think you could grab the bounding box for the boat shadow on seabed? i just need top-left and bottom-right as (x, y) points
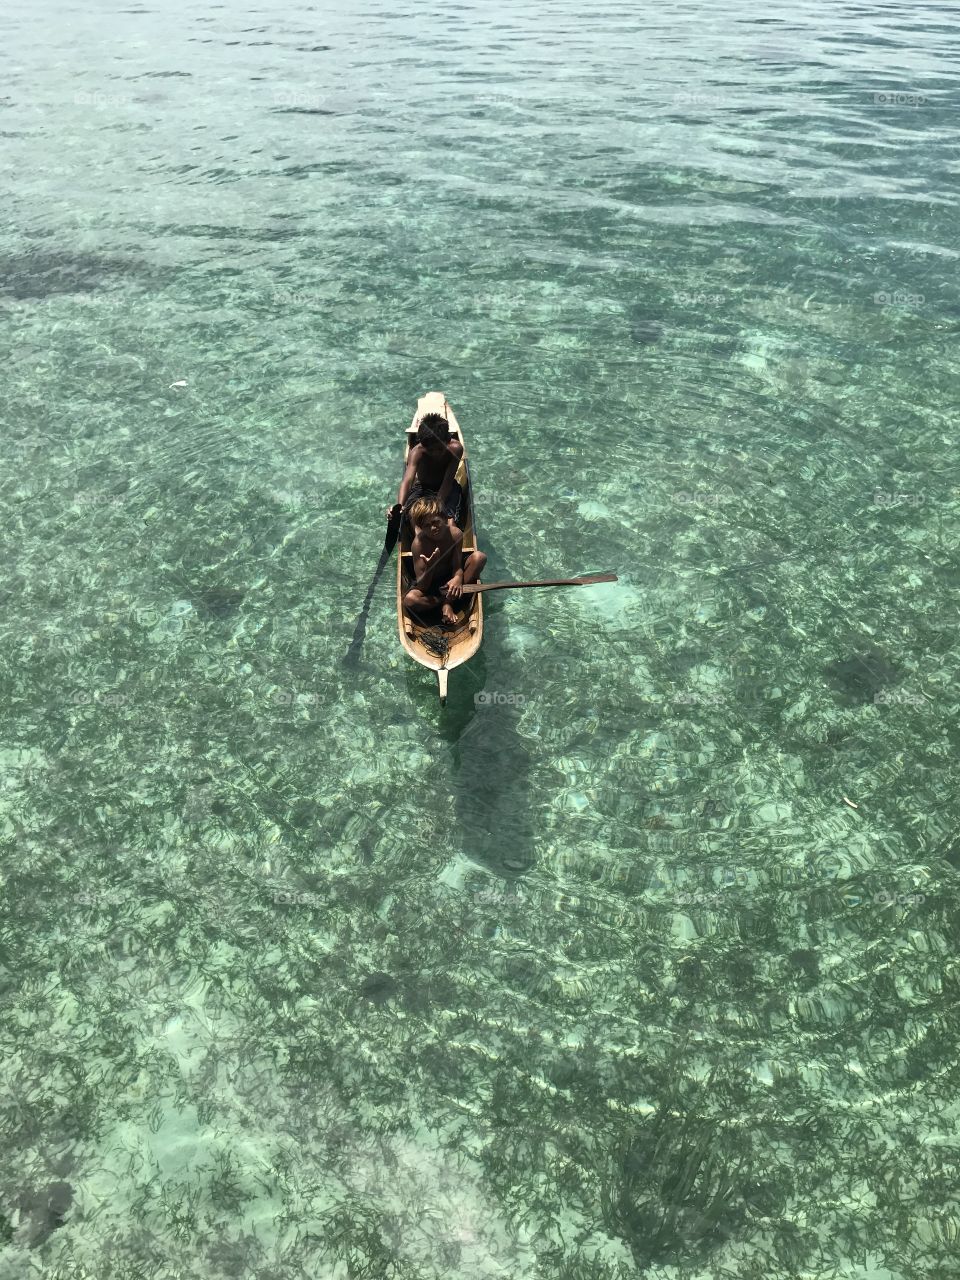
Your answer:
(427, 593), (537, 881)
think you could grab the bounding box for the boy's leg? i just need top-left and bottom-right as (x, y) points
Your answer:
(404, 587), (442, 618)
(462, 550), (487, 584)
(436, 549), (486, 624)
(434, 557), (466, 626)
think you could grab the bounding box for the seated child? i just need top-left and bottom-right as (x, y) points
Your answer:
(403, 497), (487, 626)
(388, 412), (465, 529)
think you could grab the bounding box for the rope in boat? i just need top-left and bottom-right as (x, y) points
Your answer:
(418, 628), (450, 664)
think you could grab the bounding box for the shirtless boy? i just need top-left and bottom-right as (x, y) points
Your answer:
(388, 412), (465, 529)
(403, 497), (487, 626)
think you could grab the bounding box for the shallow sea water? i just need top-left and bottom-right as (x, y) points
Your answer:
(1, 0), (959, 1277)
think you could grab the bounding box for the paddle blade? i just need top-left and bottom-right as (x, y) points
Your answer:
(383, 504), (403, 555)
(575, 573), (618, 585)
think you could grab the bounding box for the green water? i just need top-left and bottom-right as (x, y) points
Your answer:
(2, 0), (959, 1276)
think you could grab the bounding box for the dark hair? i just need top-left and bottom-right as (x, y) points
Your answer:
(417, 412), (450, 447)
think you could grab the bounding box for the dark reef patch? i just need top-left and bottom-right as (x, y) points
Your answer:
(824, 648), (901, 706)
(195, 587), (245, 618)
(15, 1181), (73, 1246)
(359, 971), (399, 1005)
(601, 1087), (771, 1270)
(0, 247), (149, 300)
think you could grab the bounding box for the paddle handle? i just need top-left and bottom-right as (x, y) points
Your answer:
(460, 573), (618, 595)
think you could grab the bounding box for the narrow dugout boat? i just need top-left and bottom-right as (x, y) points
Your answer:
(396, 392), (483, 704)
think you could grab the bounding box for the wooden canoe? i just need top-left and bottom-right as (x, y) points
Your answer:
(396, 392), (483, 704)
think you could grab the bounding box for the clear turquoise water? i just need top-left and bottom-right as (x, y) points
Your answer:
(2, 1), (959, 1276)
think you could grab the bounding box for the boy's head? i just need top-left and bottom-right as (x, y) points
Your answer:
(408, 496), (445, 537)
(417, 412), (450, 458)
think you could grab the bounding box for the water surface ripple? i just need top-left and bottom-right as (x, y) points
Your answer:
(1, 1), (958, 1277)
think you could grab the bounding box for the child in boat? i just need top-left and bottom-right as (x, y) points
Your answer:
(388, 412), (464, 528)
(403, 496), (486, 626)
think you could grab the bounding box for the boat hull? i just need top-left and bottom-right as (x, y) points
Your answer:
(396, 392), (483, 703)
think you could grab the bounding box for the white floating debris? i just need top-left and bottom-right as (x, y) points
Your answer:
(842, 796), (859, 809)
(169, 380), (188, 388)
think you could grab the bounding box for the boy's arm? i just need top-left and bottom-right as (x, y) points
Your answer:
(436, 454), (458, 505)
(435, 441), (462, 505)
(412, 533), (440, 589)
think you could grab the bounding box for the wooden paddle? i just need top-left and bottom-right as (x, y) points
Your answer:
(342, 504), (403, 665)
(460, 572), (618, 595)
